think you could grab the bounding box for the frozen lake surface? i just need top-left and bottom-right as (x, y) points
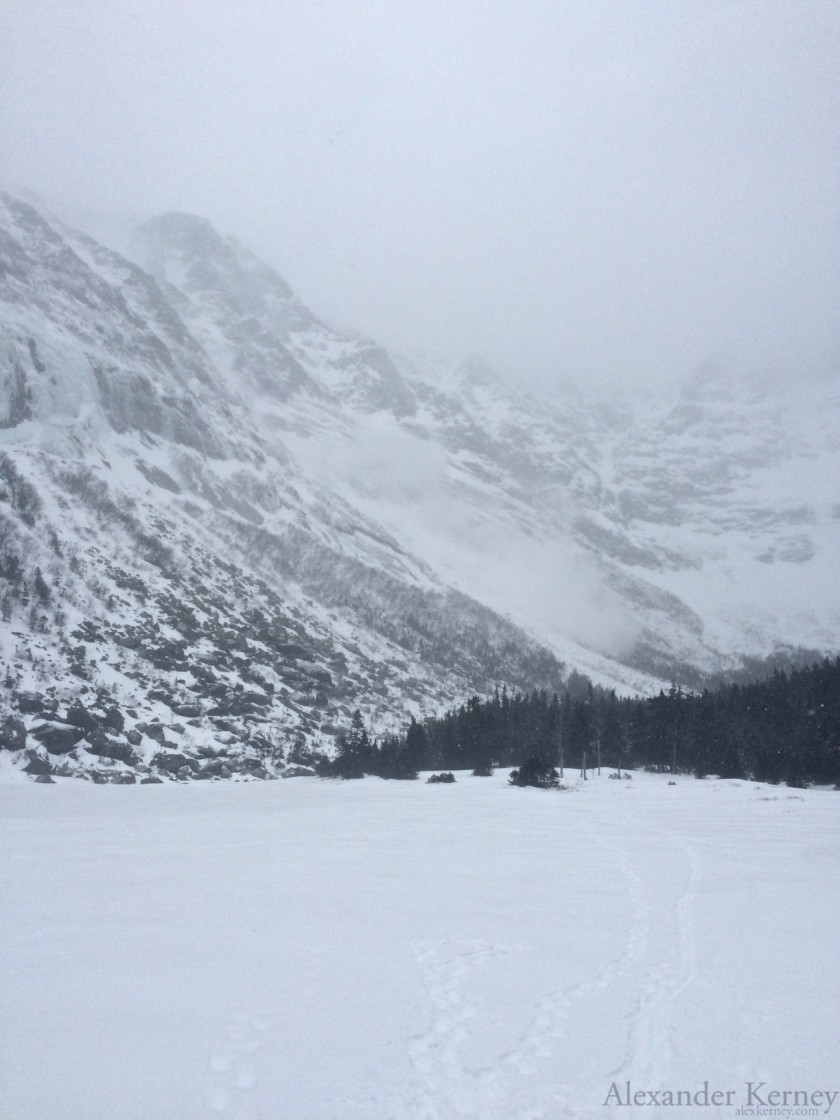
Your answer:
(1, 769), (838, 1119)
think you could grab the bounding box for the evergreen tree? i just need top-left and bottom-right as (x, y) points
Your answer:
(375, 733), (419, 780)
(403, 716), (428, 774)
(601, 696), (626, 776)
(331, 709), (373, 779)
(33, 566), (50, 605)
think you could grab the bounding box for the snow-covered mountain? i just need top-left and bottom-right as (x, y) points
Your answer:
(1, 192), (838, 781)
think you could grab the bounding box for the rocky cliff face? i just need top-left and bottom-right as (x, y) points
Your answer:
(0, 194), (567, 782)
(1, 192), (837, 782)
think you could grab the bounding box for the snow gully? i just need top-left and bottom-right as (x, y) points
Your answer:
(602, 1082), (839, 1113)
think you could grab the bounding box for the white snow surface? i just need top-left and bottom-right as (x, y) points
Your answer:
(1, 771), (837, 1120)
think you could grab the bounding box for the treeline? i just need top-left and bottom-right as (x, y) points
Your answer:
(321, 658), (840, 786)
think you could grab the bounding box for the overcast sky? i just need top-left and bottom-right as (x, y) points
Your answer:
(1, 0), (838, 391)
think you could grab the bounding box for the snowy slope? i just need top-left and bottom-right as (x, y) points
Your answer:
(0, 193), (568, 783)
(129, 207), (840, 680)
(1, 770), (837, 1120)
(1, 191), (839, 782)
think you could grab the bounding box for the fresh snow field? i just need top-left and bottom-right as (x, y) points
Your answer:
(1, 771), (838, 1120)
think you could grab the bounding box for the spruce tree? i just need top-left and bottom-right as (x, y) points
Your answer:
(332, 709), (372, 778)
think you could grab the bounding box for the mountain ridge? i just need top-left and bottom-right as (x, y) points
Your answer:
(1, 192), (837, 782)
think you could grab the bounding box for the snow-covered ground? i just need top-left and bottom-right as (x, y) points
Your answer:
(1, 770), (838, 1120)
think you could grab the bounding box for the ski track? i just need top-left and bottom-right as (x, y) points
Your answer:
(134, 802), (703, 1120)
(376, 814), (702, 1120)
(6, 777), (836, 1120)
(602, 818), (702, 1116)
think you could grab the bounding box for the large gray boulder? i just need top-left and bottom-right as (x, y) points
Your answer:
(15, 692), (43, 715)
(171, 702), (202, 718)
(0, 716), (27, 751)
(85, 732), (139, 766)
(199, 758), (226, 776)
(102, 706), (125, 732)
(30, 720), (86, 755)
(65, 701), (96, 731)
(152, 751), (190, 773)
(138, 722), (167, 744)
(22, 748), (51, 775)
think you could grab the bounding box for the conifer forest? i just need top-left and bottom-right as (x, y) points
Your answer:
(322, 658), (840, 787)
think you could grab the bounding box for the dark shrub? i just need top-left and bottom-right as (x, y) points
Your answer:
(509, 756), (560, 789)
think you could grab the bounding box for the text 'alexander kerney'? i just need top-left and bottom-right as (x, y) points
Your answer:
(603, 1081), (838, 1113)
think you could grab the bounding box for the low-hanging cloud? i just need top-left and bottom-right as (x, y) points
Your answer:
(287, 411), (641, 658)
(1, 0), (838, 394)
